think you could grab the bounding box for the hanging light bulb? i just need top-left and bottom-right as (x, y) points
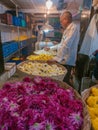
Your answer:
(46, 0), (53, 9)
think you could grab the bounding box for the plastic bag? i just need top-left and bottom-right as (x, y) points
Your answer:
(79, 14), (98, 57)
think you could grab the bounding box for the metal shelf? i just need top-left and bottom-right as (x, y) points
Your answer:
(0, 23), (28, 31)
(3, 38), (36, 62)
(0, 0), (29, 63)
(0, 23), (17, 31)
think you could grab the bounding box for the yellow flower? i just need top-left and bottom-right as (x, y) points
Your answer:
(91, 87), (98, 96)
(92, 118), (98, 130)
(87, 106), (98, 119)
(27, 54), (53, 61)
(87, 96), (98, 107)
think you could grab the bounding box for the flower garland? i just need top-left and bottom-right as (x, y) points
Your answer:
(0, 77), (83, 130)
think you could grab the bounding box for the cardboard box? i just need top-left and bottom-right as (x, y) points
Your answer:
(5, 62), (16, 78)
(0, 13), (13, 25)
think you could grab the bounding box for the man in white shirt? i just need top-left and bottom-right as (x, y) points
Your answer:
(45, 11), (80, 85)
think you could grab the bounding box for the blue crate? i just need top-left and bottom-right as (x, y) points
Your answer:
(18, 12), (26, 19)
(21, 19), (26, 27)
(22, 40), (26, 46)
(12, 16), (19, 26)
(7, 60), (22, 65)
(18, 18), (22, 26)
(2, 44), (9, 57)
(22, 48), (28, 55)
(2, 41), (19, 58)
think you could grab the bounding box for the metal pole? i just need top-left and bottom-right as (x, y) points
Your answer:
(9, 0), (18, 7)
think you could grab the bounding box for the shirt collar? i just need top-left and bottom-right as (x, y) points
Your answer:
(64, 22), (73, 32)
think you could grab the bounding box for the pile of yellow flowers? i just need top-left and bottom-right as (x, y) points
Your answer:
(15, 35), (28, 41)
(86, 87), (98, 130)
(27, 54), (53, 61)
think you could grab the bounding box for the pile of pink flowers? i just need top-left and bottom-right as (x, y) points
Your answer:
(0, 76), (83, 130)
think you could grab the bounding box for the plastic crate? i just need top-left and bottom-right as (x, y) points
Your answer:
(12, 16), (19, 26)
(21, 19), (26, 27)
(8, 60), (22, 65)
(2, 41), (18, 58)
(18, 12), (26, 19)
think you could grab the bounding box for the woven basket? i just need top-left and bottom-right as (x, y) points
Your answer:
(0, 76), (91, 130)
(17, 60), (67, 81)
(55, 80), (91, 130)
(33, 50), (57, 56)
(82, 84), (98, 130)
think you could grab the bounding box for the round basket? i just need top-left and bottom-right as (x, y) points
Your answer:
(0, 76), (91, 130)
(26, 54), (53, 61)
(17, 60), (67, 81)
(82, 84), (98, 130)
(55, 80), (91, 130)
(82, 84), (98, 101)
(33, 49), (57, 56)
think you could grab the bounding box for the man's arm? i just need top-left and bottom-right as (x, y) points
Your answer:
(44, 43), (60, 51)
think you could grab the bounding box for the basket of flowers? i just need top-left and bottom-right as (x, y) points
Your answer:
(0, 76), (90, 130)
(26, 54), (53, 61)
(17, 60), (67, 81)
(82, 84), (98, 130)
(33, 49), (57, 56)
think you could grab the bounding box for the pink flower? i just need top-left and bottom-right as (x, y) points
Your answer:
(45, 120), (56, 130)
(68, 112), (83, 129)
(23, 77), (32, 82)
(29, 122), (45, 130)
(0, 76), (83, 129)
(33, 76), (43, 84)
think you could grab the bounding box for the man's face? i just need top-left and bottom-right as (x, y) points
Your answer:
(60, 15), (69, 29)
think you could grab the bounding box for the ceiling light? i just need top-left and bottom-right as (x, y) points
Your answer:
(46, 0), (53, 9)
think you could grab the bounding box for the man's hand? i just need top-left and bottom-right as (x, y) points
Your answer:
(47, 59), (57, 63)
(44, 47), (50, 51)
(53, 41), (58, 45)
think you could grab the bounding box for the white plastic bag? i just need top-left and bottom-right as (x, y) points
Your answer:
(79, 14), (98, 57)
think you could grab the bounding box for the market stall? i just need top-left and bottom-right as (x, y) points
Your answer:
(0, 0), (95, 129)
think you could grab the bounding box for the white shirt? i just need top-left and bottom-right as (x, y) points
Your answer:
(37, 30), (43, 42)
(50, 22), (80, 66)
